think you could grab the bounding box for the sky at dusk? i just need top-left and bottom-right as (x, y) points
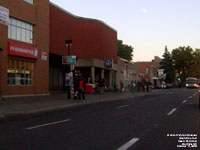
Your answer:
(50, 0), (200, 61)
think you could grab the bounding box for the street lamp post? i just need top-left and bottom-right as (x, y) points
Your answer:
(65, 40), (72, 99)
(0, 47), (3, 99)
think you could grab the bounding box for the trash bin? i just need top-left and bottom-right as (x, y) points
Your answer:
(85, 84), (95, 94)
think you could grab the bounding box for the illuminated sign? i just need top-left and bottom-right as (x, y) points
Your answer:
(104, 59), (113, 68)
(62, 56), (76, 64)
(8, 41), (38, 59)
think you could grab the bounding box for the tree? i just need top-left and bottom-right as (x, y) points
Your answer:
(189, 49), (200, 78)
(171, 46), (194, 82)
(160, 46), (175, 83)
(117, 40), (134, 61)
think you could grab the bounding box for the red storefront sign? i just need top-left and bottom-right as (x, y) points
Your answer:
(8, 41), (38, 59)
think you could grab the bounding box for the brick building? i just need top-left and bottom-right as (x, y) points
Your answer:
(0, 0), (49, 97)
(49, 3), (118, 91)
(136, 56), (162, 88)
(0, 1), (118, 97)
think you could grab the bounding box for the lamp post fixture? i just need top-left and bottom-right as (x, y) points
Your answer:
(65, 40), (72, 56)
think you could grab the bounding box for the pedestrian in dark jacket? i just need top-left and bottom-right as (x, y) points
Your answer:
(73, 77), (79, 100)
(141, 79), (146, 92)
(99, 78), (105, 94)
(78, 77), (86, 101)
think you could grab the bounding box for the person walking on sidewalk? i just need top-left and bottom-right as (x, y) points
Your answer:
(99, 78), (106, 94)
(78, 77), (86, 101)
(120, 80), (124, 93)
(73, 76), (79, 100)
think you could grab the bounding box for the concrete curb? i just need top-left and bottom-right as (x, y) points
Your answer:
(0, 91), (154, 120)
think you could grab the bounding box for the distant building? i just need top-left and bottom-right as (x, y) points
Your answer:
(152, 56), (162, 63)
(117, 58), (139, 88)
(136, 56), (162, 88)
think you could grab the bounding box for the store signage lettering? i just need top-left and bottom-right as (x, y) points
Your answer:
(8, 41), (38, 59)
(0, 5), (9, 25)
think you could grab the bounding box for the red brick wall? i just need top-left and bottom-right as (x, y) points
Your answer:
(0, 0), (49, 96)
(50, 4), (118, 64)
(137, 62), (160, 81)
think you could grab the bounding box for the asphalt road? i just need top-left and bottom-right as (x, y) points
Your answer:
(0, 88), (199, 150)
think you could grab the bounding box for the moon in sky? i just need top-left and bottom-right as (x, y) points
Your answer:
(142, 8), (147, 14)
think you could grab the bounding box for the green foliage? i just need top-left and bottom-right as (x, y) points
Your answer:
(160, 46), (175, 83)
(117, 40), (134, 61)
(172, 46), (194, 82)
(161, 46), (200, 83)
(189, 49), (200, 78)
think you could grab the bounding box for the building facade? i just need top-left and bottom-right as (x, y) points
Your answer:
(0, 0), (49, 97)
(49, 3), (118, 91)
(136, 56), (162, 88)
(117, 58), (139, 88)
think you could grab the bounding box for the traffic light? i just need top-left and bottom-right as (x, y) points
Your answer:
(177, 77), (181, 81)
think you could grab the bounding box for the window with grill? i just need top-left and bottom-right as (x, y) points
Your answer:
(24, 0), (34, 5)
(8, 17), (34, 44)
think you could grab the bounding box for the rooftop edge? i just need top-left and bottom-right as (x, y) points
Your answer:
(50, 2), (117, 32)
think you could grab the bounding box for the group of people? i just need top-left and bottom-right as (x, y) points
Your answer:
(71, 76), (153, 101)
(72, 76), (107, 101)
(129, 79), (152, 93)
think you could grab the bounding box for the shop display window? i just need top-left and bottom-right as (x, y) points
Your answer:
(7, 59), (34, 86)
(8, 17), (34, 44)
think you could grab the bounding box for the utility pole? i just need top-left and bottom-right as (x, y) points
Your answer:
(65, 40), (72, 99)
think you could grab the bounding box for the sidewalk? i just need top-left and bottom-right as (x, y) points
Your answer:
(0, 90), (159, 120)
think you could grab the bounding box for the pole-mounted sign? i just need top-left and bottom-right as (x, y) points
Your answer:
(62, 56), (76, 64)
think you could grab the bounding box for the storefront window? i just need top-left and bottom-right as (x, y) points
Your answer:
(7, 59), (34, 86)
(24, 0), (34, 5)
(8, 17), (34, 44)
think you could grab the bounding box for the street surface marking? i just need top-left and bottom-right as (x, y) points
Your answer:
(26, 119), (71, 130)
(182, 100), (187, 104)
(189, 96), (192, 99)
(116, 105), (129, 109)
(167, 108), (177, 116)
(117, 138), (139, 150)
